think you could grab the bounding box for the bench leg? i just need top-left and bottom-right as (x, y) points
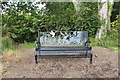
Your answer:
(35, 55), (38, 64)
(90, 54), (92, 64)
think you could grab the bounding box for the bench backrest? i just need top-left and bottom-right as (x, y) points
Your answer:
(38, 31), (88, 46)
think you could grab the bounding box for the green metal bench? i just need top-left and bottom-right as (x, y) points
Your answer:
(35, 30), (92, 64)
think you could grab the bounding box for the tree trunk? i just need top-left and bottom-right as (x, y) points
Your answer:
(95, 0), (108, 38)
(107, 0), (114, 33)
(72, 0), (80, 12)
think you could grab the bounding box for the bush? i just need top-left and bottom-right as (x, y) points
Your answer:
(90, 28), (118, 51)
(2, 36), (14, 51)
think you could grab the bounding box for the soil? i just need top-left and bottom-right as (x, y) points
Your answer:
(2, 46), (118, 78)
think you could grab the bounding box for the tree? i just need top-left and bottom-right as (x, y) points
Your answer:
(107, 0), (114, 33)
(72, 0), (80, 12)
(2, 1), (105, 43)
(95, 0), (108, 38)
(95, 0), (114, 38)
(45, 2), (76, 31)
(2, 1), (42, 43)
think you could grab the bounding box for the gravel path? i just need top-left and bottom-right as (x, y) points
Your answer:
(2, 46), (118, 78)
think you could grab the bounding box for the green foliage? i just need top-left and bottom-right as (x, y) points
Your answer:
(2, 36), (14, 51)
(90, 14), (119, 51)
(2, 2), (40, 43)
(2, 2), (100, 44)
(98, 29), (118, 50)
(45, 2), (100, 37)
(74, 2), (100, 36)
(89, 37), (99, 46)
(45, 2), (76, 31)
(111, 15), (119, 27)
(20, 42), (35, 49)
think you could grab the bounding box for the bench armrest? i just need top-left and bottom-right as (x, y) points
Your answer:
(85, 40), (92, 49)
(35, 42), (41, 50)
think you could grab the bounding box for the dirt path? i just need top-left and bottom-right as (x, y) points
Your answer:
(2, 46), (118, 78)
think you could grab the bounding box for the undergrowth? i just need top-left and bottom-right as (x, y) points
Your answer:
(19, 42), (35, 49)
(2, 36), (18, 54)
(90, 28), (118, 51)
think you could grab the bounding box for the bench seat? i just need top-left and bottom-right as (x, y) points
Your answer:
(36, 47), (91, 51)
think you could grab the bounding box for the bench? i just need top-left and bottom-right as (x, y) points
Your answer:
(35, 30), (93, 64)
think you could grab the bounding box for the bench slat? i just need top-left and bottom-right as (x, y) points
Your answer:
(36, 47), (90, 51)
(41, 45), (86, 47)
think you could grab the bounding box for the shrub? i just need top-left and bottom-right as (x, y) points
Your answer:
(2, 36), (14, 51)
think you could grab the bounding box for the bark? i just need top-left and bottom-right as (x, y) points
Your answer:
(72, 0), (80, 12)
(107, 0), (114, 33)
(95, 0), (108, 38)
(118, 2), (120, 35)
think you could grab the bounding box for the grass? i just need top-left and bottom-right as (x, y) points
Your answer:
(1, 46), (19, 64)
(19, 42), (35, 49)
(108, 47), (118, 52)
(89, 27), (118, 52)
(3, 48), (19, 53)
(2, 36), (19, 55)
(90, 37), (118, 52)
